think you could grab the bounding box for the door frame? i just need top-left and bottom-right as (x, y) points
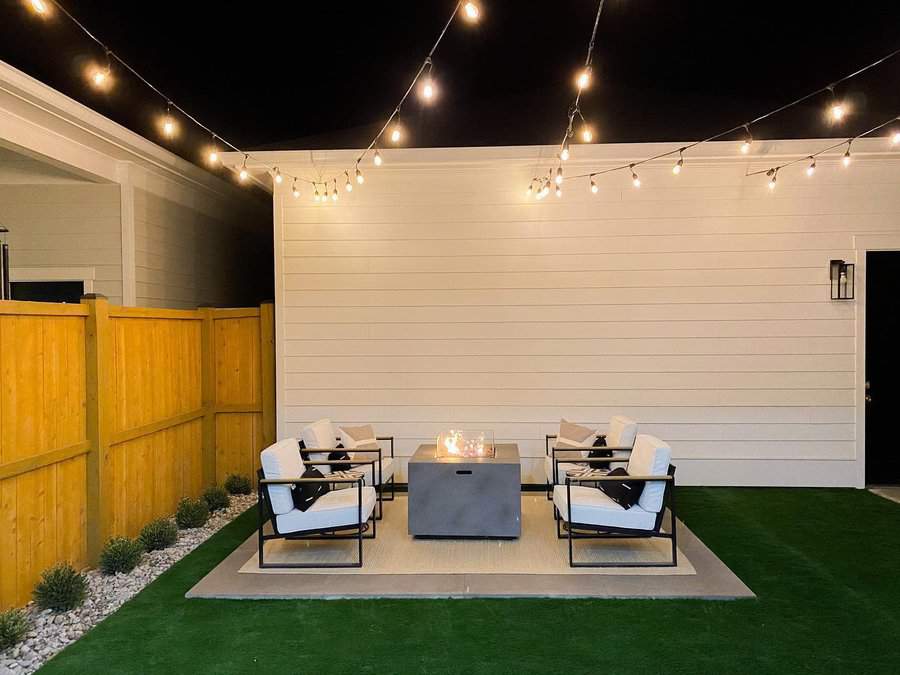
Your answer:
(853, 235), (900, 488)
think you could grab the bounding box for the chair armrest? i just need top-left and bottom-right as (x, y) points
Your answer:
(260, 476), (363, 485)
(302, 458), (375, 466)
(302, 446), (345, 453)
(601, 446), (633, 453)
(566, 474), (673, 484)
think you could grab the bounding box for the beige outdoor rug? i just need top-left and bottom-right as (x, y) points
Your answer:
(239, 495), (694, 576)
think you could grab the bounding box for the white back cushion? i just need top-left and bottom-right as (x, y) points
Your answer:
(260, 439), (303, 515)
(626, 434), (672, 513)
(301, 419), (337, 475)
(339, 424), (377, 449)
(607, 415), (638, 448)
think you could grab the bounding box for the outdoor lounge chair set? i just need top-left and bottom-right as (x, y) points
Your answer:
(257, 415), (676, 569)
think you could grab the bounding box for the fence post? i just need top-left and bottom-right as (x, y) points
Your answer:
(82, 294), (112, 564)
(199, 307), (217, 486)
(260, 302), (276, 447)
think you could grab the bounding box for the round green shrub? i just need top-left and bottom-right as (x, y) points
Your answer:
(0, 608), (30, 651)
(99, 537), (144, 575)
(202, 485), (230, 512)
(139, 518), (178, 551)
(224, 473), (252, 495)
(175, 497), (209, 529)
(33, 562), (87, 612)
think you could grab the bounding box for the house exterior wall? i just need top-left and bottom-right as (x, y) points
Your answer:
(0, 183), (123, 303)
(267, 141), (899, 487)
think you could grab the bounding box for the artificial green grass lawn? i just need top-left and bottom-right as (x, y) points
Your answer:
(41, 489), (900, 674)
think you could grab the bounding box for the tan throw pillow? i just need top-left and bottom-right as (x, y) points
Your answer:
(556, 419), (597, 451)
(339, 424), (377, 449)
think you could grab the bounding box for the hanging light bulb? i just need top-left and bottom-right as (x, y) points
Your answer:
(740, 125), (753, 154)
(576, 67), (592, 91)
(560, 139), (570, 161)
(555, 166), (563, 185)
(462, 1), (480, 21)
(390, 122), (403, 144)
(630, 164), (641, 188)
(541, 179), (551, 199)
(526, 182), (534, 197)
(291, 180), (300, 199)
(373, 149), (383, 166)
(842, 144), (852, 167)
(345, 171), (353, 192)
(555, 185), (562, 198)
(831, 102), (846, 121)
(892, 131), (900, 145)
(28, 0), (48, 16)
(162, 103), (176, 139)
(332, 181), (339, 201)
(673, 149), (684, 175)
(314, 185), (321, 202)
(356, 163), (364, 184)
(767, 168), (777, 190)
(806, 157), (817, 177)
(274, 168), (283, 185)
(580, 125), (593, 143)
(590, 175), (598, 194)
(207, 136), (219, 165)
(419, 59), (437, 102)
(238, 155), (249, 183)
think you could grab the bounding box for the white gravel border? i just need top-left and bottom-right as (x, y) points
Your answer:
(0, 494), (257, 675)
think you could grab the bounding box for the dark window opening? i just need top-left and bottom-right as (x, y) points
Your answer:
(10, 281), (85, 304)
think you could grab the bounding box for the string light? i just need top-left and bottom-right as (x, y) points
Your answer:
(331, 180), (339, 201)
(28, 0), (48, 16)
(373, 149), (383, 166)
(555, 185), (562, 198)
(356, 164), (364, 184)
(590, 175), (598, 193)
(462, 2), (480, 21)
(313, 185), (321, 202)
(892, 130), (900, 145)
(560, 139), (570, 161)
(630, 164), (640, 188)
(90, 52), (112, 89)
(806, 157), (816, 176)
(419, 58), (437, 102)
(526, 182), (534, 197)
(576, 67), (592, 91)
(162, 103), (176, 139)
(540, 179), (551, 199)
(767, 168), (778, 190)
(672, 148), (685, 175)
(291, 179), (300, 198)
(555, 166), (564, 185)
(842, 143), (852, 167)
(238, 155), (249, 182)
(580, 125), (593, 143)
(828, 86), (846, 121)
(740, 125), (753, 154)
(345, 171), (353, 192)
(274, 167), (283, 185)
(390, 122), (403, 144)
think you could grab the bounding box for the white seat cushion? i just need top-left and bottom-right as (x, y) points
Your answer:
(553, 485), (657, 531)
(260, 439), (303, 516)
(301, 419), (338, 475)
(275, 486), (377, 534)
(626, 434), (672, 514)
(544, 455), (585, 484)
(349, 454), (395, 486)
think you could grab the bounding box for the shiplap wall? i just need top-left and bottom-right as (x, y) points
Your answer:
(133, 188), (244, 309)
(273, 142), (900, 486)
(0, 183), (123, 302)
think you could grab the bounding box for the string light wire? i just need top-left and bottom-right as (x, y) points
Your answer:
(40, 0), (472, 191)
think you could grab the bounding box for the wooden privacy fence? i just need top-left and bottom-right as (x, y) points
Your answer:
(0, 297), (274, 609)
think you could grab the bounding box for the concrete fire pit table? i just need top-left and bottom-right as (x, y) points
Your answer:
(407, 443), (522, 538)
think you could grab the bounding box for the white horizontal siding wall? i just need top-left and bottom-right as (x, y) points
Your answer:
(273, 142), (900, 487)
(133, 188), (246, 309)
(0, 183), (123, 302)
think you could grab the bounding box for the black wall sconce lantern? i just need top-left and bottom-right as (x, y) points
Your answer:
(0, 226), (10, 301)
(830, 259), (855, 300)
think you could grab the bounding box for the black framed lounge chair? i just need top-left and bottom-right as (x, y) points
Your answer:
(552, 434), (677, 568)
(545, 415), (638, 499)
(257, 439), (377, 569)
(298, 418), (396, 519)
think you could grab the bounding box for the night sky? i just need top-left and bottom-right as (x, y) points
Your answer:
(2, 0), (899, 168)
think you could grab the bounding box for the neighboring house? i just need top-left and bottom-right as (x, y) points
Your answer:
(223, 141), (900, 488)
(0, 61), (271, 308)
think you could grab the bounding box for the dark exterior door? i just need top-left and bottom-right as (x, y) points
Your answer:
(866, 251), (900, 485)
(10, 280), (84, 303)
